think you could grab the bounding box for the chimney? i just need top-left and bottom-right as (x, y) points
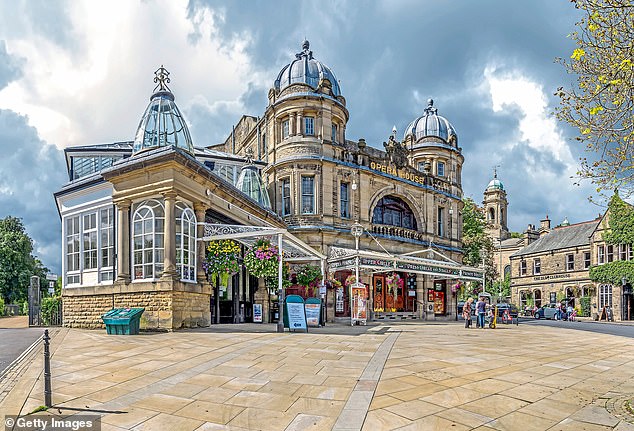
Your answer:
(539, 215), (551, 236)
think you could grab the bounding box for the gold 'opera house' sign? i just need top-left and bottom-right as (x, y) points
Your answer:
(369, 161), (428, 186)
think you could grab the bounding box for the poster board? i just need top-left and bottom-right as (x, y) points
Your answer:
(305, 298), (321, 327)
(351, 283), (367, 325)
(253, 304), (263, 323)
(284, 295), (307, 332)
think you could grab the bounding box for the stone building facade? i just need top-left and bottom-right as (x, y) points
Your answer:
(56, 42), (483, 330)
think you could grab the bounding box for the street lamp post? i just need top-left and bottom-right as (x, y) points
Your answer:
(351, 223), (364, 326)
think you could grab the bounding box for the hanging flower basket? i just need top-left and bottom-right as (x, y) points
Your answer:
(345, 274), (361, 287)
(202, 239), (241, 287)
(451, 281), (463, 295)
(386, 273), (401, 294)
(244, 238), (280, 279)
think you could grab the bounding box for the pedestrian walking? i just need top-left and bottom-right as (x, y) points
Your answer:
(555, 301), (562, 320)
(476, 296), (486, 329)
(463, 298), (473, 328)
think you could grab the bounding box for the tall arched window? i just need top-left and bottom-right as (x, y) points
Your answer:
(489, 207), (495, 222)
(132, 199), (164, 280)
(372, 196), (418, 230)
(176, 202), (197, 282)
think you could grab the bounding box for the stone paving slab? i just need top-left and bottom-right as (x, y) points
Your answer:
(2, 322), (634, 430)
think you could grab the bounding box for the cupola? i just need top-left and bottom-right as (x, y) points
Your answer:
(404, 99), (458, 146)
(132, 66), (194, 155)
(274, 40), (341, 97)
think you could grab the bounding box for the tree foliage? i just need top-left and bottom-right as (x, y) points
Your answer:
(555, 0), (634, 197)
(0, 216), (48, 303)
(461, 198), (497, 290)
(589, 260), (634, 284)
(602, 192), (634, 244)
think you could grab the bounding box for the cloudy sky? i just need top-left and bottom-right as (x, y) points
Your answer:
(0, 0), (604, 273)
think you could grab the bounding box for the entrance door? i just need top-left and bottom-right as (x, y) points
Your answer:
(373, 275), (385, 311)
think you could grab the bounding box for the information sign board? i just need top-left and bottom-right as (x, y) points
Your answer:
(286, 302), (307, 330)
(253, 304), (263, 323)
(305, 300), (321, 327)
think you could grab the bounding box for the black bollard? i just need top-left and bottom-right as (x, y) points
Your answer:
(43, 329), (52, 407)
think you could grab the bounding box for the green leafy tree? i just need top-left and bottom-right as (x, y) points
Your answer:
(0, 216), (48, 303)
(555, 0), (634, 197)
(461, 198), (497, 293)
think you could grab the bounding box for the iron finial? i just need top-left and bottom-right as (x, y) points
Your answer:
(153, 65), (172, 93)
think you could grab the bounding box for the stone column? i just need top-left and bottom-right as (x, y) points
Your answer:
(289, 114), (295, 137)
(162, 192), (178, 280)
(194, 202), (208, 283)
(116, 199), (131, 283)
(297, 112), (303, 136)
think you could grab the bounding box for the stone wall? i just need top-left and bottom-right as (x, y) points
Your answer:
(62, 281), (212, 330)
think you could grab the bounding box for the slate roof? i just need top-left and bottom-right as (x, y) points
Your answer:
(511, 219), (601, 257)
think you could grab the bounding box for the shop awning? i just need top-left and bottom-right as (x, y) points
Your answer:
(199, 224), (326, 262)
(327, 246), (484, 281)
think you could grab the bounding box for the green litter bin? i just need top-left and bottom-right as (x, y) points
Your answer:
(102, 308), (145, 335)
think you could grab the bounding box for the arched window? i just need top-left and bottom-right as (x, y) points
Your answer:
(132, 199), (164, 280)
(489, 207), (495, 222)
(372, 196), (418, 230)
(176, 202), (197, 282)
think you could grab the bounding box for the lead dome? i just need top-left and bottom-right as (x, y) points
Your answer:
(274, 40), (341, 97)
(404, 99), (458, 146)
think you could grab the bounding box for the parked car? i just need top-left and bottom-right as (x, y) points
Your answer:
(493, 303), (519, 319)
(534, 303), (567, 320)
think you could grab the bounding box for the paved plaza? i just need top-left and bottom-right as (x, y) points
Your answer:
(2, 321), (634, 430)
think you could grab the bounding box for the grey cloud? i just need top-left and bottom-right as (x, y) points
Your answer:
(0, 109), (66, 272)
(0, 40), (23, 90)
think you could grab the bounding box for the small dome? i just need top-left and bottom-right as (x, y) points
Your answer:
(133, 66), (194, 155)
(486, 169), (504, 191)
(404, 99), (457, 145)
(236, 164), (271, 208)
(274, 40), (341, 97)
(561, 217), (570, 226)
(486, 178), (504, 191)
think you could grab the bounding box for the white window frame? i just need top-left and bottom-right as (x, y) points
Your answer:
(340, 182), (350, 219)
(304, 116), (315, 136)
(584, 251), (591, 269)
(281, 178), (291, 216)
(533, 258), (541, 275)
(566, 253), (574, 271)
(607, 245), (614, 262)
(99, 208), (114, 282)
(520, 261), (527, 276)
(282, 119), (290, 138)
(132, 199), (165, 281)
(598, 245), (605, 264)
(82, 212), (98, 270)
(176, 203), (197, 282)
(599, 284), (613, 309)
(331, 124), (338, 143)
(437, 161), (445, 177)
(301, 175), (315, 215)
(65, 216), (80, 285)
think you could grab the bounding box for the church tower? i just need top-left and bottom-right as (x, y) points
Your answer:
(483, 169), (509, 241)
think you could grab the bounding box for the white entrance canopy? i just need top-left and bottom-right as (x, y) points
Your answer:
(199, 224), (326, 262)
(328, 246), (483, 281)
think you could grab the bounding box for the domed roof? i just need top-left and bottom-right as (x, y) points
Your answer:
(561, 217), (570, 226)
(486, 170), (504, 191)
(133, 66), (194, 155)
(404, 99), (457, 145)
(274, 40), (341, 97)
(236, 163), (271, 209)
